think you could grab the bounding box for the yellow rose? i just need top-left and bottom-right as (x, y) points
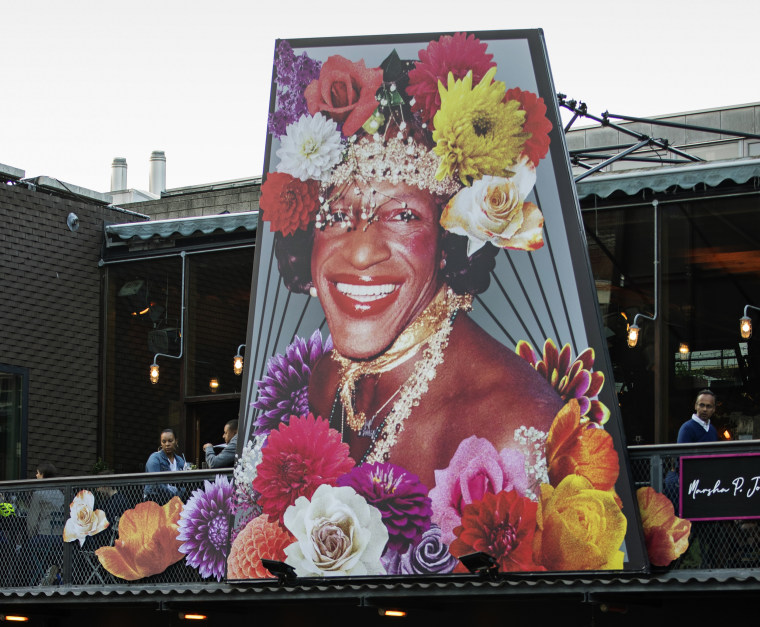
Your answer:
(440, 161), (544, 256)
(533, 474), (627, 571)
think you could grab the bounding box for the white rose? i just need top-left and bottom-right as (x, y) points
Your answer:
(283, 484), (388, 577)
(63, 489), (109, 546)
(440, 159), (544, 256)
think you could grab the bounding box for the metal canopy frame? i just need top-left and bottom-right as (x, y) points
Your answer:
(558, 94), (760, 183)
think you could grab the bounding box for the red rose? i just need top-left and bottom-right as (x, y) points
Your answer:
(304, 55), (383, 137)
(259, 172), (320, 236)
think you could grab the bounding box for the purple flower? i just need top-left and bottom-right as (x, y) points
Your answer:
(267, 41), (321, 139)
(382, 525), (458, 575)
(177, 475), (234, 581)
(338, 462), (432, 552)
(252, 329), (332, 435)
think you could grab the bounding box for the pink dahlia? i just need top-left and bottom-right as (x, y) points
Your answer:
(429, 436), (527, 545)
(338, 462), (432, 552)
(504, 88), (552, 165)
(407, 32), (496, 129)
(252, 413), (355, 524)
(517, 338), (610, 425)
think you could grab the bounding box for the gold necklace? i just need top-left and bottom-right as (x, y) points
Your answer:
(331, 286), (472, 436)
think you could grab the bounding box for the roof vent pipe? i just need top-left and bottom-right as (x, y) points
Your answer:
(149, 150), (166, 196)
(111, 157), (127, 192)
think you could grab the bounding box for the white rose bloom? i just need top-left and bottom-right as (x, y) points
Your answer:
(283, 484), (388, 577)
(440, 158), (545, 256)
(276, 114), (344, 182)
(62, 489), (109, 546)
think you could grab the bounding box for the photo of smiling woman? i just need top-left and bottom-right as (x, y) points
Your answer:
(230, 32), (647, 580)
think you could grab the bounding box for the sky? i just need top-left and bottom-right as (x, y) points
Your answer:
(1, 0), (758, 194)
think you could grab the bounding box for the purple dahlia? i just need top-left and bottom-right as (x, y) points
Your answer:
(252, 329), (331, 435)
(382, 525), (458, 575)
(338, 462), (432, 552)
(177, 475), (234, 581)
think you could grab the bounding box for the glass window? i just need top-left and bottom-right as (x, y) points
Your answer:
(0, 364), (27, 480)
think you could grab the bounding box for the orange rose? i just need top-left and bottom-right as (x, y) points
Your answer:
(304, 55), (383, 137)
(227, 514), (294, 580)
(637, 487), (691, 567)
(95, 497), (184, 581)
(534, 474), (627, 571)
(546, 400), (619, 492)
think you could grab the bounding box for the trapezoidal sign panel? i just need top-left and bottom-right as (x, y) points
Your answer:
(232, 30), (648, 580)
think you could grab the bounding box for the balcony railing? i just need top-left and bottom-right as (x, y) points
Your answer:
(1, 441), (758, 592)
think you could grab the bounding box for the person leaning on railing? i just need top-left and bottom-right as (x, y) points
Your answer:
(144, 428), (187, 505)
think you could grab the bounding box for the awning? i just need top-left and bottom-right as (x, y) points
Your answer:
(576, 157), (760, 199)
(105, 211), (258, 246)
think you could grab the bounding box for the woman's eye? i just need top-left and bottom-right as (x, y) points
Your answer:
(392, 209), (417, 223)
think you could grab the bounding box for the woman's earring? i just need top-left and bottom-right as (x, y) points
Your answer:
(309, 286), (318, 298)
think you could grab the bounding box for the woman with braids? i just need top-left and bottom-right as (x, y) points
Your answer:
(257, 35), (561, 488)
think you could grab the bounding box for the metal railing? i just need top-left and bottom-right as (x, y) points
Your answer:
(628, 440), (760, 570)
(0, 468), (232, 589)
(2, 442), (759, 592)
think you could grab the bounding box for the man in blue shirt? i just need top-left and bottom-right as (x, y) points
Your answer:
(677, 390), (719, 443)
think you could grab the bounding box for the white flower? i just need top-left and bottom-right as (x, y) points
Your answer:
(233, 435), (266, 506)
(282, 484), (388, 577)
(440, 158), (544, 256)
(276, 113), (344, 182)
(62, 489), (109, 546)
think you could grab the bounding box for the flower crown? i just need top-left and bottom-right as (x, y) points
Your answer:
(261, 33), (553, 256)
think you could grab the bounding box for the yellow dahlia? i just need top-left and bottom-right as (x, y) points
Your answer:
(433, 67), (527, 186)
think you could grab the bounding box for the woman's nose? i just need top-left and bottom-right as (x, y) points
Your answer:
(342, 224), (391, 269)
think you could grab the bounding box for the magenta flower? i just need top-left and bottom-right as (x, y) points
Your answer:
(177, 475), (234, 581)
(338, 462), (432, 552)
(517, 338), (610, 426)
(252, 329), (332, 435)
(430, 436), (527, 546)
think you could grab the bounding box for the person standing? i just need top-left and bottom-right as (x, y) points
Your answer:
(203, 420), (238, 468)
(677, 390), (719, 443)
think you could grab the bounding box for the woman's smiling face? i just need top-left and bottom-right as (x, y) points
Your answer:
(311, 180), (444, 359)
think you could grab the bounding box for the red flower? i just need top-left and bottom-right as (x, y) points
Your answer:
(304, 55), (383, 137)
(504, 88), (552, 165)
(545, 400), (619, 492)
(408, 32), (496, 129)
(637, 487), (691, 566)
(450, 490), (542, 572)
(252, 413), (355, 524)
(259, 172), (319, 236)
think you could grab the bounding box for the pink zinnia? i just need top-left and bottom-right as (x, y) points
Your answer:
(407, 32), (496, 129)
(252, 413), (355, 524)
(504, 88), (553, 165)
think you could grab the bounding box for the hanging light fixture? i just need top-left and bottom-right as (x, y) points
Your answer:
(679, 342), (690, 355)
(148, 252), (187, 383)
(209, 377), (219, 393)
(150, 361), (160, 385)
(233, 344), (245, 376)
(740, 305), (759, 339)
(627, 200), (659, 349)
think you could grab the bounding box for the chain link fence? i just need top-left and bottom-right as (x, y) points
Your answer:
(0, 469), (232, 589)
(629, 441), (760, 570)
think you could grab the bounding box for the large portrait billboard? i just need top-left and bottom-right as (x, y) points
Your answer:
(231, 30), (649, 579)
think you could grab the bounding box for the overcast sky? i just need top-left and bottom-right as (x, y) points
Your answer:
(1, 0), (757, 194)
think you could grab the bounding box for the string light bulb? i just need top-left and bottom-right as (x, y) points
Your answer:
(150, 362), (160, 384)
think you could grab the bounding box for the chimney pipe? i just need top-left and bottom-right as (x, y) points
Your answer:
(149, 150), (166, 196)
(111, 157), (127, 192)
